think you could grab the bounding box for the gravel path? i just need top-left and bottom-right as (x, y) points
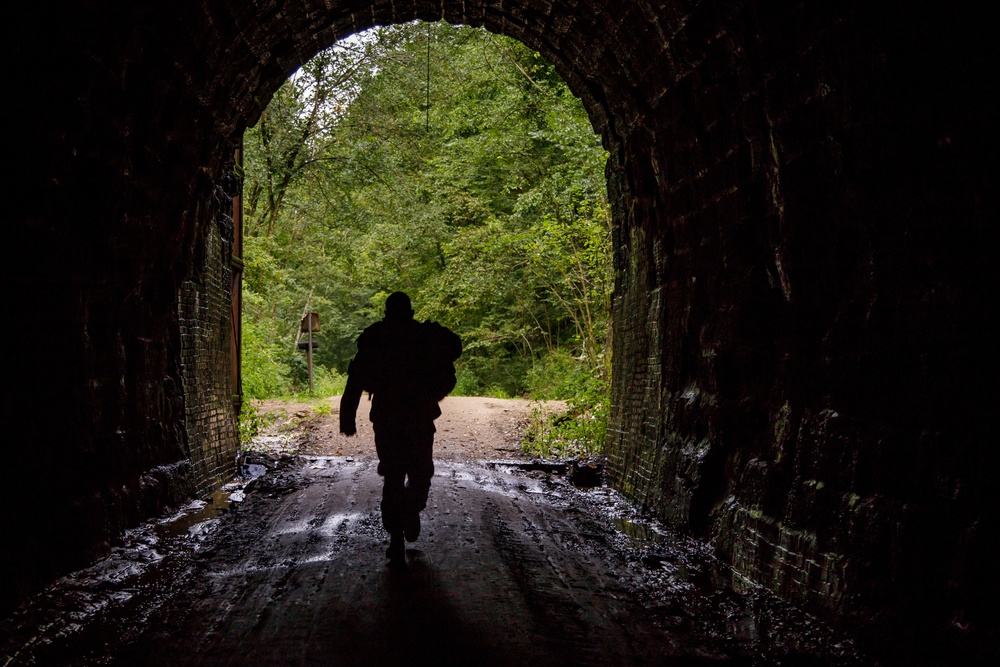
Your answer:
(254, 395), (567, 462)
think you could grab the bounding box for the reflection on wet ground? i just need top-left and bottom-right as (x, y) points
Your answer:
(1, 454), (875, 666)
(613, 515), (666, 545)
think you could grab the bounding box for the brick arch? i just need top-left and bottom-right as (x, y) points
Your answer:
(6, 2), (998, 660)
(211, 2), (622, 142)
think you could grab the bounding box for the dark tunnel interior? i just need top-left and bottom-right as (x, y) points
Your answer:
(3, 1), (997, 663)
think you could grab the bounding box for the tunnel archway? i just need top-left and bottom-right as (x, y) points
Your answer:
(6, 2), (997, 661)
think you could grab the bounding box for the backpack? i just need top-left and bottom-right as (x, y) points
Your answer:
(420, 320), (461, 401)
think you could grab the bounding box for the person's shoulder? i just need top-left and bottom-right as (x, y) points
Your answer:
(419, 319), (456, 337)
(356, 320), (388, 347)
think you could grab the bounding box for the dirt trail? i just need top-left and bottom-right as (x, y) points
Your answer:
(1, 398), (874, 666)
(254, 395), (566, 461)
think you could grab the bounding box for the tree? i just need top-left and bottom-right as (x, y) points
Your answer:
(241, 22), (611, 409)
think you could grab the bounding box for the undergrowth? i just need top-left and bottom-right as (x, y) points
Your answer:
(521, 367), (608, 459)
(237, 400), (274, 446)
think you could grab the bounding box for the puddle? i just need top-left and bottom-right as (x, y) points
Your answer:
(161, 461), (274, 538)
(155, 489), (231, 540)
(0, 454), (292, 667)
(483, 458), (604, 489)
(569, 459), (603, 488)
(244, 463), (268, 478)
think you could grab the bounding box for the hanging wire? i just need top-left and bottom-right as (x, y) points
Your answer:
(425, 22), (431, 132)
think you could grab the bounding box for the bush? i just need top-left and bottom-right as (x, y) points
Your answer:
(302, 365), (347, 398)
(452, 354), (531, 398)
(521, 349), (608, 459)
(242, 318), (292, 400)
(521, 389), (608, 459)
(525, 349), (596, 400)
(452, 368), (482, 396)
(237, 400), (269, 446)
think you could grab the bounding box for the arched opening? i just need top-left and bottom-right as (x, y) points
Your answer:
(236, 21), (612, 463)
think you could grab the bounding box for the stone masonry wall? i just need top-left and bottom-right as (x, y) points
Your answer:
(178, 182), (240, 498)
(4, 1), (242, 613)
(605, 2), (998, 662)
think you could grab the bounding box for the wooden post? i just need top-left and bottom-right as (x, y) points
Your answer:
(307, 311), (314, 393)
(300, 310), (319, 394)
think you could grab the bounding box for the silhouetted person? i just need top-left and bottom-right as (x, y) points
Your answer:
(339, 292), (462, 565)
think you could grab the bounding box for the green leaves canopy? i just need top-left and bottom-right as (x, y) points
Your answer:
(241, 22), (610, 400)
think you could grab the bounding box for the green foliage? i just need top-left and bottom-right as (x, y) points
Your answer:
(522, 370), (609, 459)
(525, 349), (594, 400)
(451, 368), (482, 397)
(240, 22), (611, 454)
(241, 302), (293, 400)
(237, 400), (271, 446)
(291, 366), (347, 398)
(311, 401), (333, 417)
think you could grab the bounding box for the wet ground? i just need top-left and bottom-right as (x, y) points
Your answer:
(1, 451), (876, 666)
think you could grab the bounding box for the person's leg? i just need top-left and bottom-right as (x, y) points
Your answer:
(382, 471), (406, 564)
(374, 427), (407, 563)
(380, 469), (406, 535)
(402, 431), (435, 542)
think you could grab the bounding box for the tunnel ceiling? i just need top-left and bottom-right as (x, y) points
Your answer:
(149, 0), (670, 174)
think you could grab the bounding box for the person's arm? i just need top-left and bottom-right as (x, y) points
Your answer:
(339, 355), (365, 436)
(340, 325), (381, 435)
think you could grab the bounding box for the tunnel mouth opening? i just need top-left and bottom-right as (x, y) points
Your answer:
(236, 20), (613, 463)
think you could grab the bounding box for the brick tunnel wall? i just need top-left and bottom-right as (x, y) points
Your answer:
(3, 1), (243, 613)
(5, 1), (998, 661)
(603, 2), (998, 661)
(178, 184), (240, 499)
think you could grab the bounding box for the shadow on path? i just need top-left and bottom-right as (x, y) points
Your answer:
(4, 458), (874, 666)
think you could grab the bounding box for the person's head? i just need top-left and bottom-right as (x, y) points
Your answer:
(384, 291), (414, 322)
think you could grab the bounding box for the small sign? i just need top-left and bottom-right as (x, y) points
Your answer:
(300, 312), (320, 333)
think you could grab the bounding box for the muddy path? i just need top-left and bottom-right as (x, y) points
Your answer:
(1, 400), (875, 666)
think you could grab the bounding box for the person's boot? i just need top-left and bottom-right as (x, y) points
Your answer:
(386, 533), (405, 566)
(403, 510), (420, 543)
